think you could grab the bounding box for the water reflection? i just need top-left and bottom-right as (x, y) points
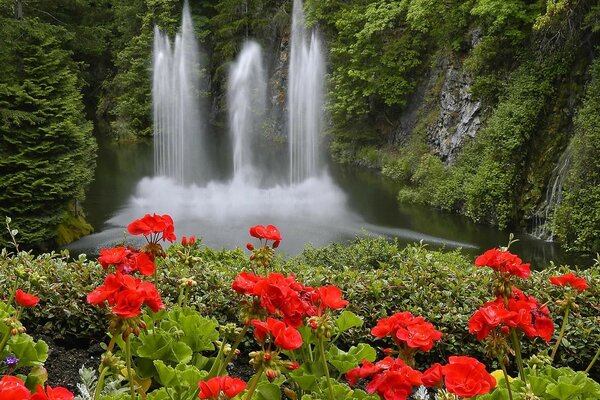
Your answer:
(75, 138), (590, 268)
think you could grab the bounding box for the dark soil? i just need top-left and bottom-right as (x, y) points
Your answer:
(36, 335), (104, 392)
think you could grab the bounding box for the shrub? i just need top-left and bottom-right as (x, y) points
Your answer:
(0, 238), (597, 373)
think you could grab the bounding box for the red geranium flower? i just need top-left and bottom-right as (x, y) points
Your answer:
(549, 273), (589, 292)
(248, 224), (282, 246)
(421, 363), (443, 387)
(442, 356), (496, 398)
(30, 385), (74, 400)
(313, 286), (349, 311)
(128, 214), (176, 242)
(250, 318), (303, 350)
(346, 357), (422, 400)
(86, 272), (164, 319)
(371, 312), (443, 352)
(475, 249), (530, 278)
(15, 289), (40, 307)
(198, 376), (246, 399)
(0, 376), (30, 399)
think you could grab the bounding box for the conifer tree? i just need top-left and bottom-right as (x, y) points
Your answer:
(0, 12), (96, 248)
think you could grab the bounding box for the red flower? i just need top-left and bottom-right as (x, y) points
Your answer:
(421, 363), (443, 387)
(371, 312), (443, 352)
(15, 289), (40, 307)
(468, 303), (516, 340)
(0, 376), (30, 400)
(442, 356), (495, 398)
(232, 272), (262, 296)
(128, 214), (176, 242)
(549, 273), (589, 292)
(248, 224), (282, 244)
(314, 286), (349, 311)
(198, 376), (246, 399)
(475, 249), (530, 278)
(86, 272), (164, 319)
(346, 357), (422, 400)
(98, 247), (128, 269)
(394, 317), (443, 352)
(250, 318), (303, 350)
(31, 385), (74, 400)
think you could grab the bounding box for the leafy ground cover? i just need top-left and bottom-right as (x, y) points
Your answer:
(0, 215), (598, 399)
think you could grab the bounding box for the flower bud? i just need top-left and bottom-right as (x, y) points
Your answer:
(11, 328), (17, 336)
(283, 388), (298, 400)
(264, 353), (271, 361)
(383, 348), (394, 355)
(246, 243), (254, 251)
(283, 361), (300, 371)
(265, 368), (280, 382)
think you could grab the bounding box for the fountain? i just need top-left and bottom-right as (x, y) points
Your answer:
(152, 1), (206, 185)
(68, 0), (483, 258)
(227, 41), (267, 183)
(288, 0), (326, 184)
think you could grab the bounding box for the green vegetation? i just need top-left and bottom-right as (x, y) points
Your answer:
(1, 238), (597, 372)
(554, 56), (600, 252)
(0, 3), (97, 249)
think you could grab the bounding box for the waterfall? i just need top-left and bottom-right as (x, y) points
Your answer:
(227, 41), (267, 183)
(531, 145), (572, 241)
(153, 1), (205, 185)
(288, 0), (326, 184)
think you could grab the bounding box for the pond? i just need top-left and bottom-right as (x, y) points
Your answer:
(67, 134), (585, 269)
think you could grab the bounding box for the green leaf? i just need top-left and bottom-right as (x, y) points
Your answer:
(8, 334), (48, 367)
(255, 382), (281, 400)
(335, 311), (363, 333)
(545, 382), (585, 400)
(137, 331), (193, 364)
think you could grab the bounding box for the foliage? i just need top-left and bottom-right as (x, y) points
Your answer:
(480, 365), (600, 400)
(1, 238), (598, 375)
(554, 55), (600, 252)
(0, 14), (97, 249)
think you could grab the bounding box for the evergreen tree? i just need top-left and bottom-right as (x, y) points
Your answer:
(0, 11), (96, 248)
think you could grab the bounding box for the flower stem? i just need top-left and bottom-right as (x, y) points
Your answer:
(510, 329), (526, 383)
(0, 330), (12, 356)
(244, 366), (264, 400)
(497, 355), (514, 400)
(126, 336), (136, 400)
(93, 367), (110, 400)
(207, 339), (227, 378)
(217, 324), (249, 376)
(585, 346), (599, 373)
(318, 336), (334, 400)
(550, 305), (570, 362)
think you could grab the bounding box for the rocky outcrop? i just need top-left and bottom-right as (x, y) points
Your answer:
(427, 63), (481, 164)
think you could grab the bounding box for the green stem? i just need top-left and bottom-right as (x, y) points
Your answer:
(0, 329), (12, 355)
(93, 367), (110, 400)
(5, 278), (19, 310)
(126, 336), (136, 400)
(510, 329), (526, 383)
(207, 339), (227, 378)
(217, 324), (249, 376)
(244, 366), (264, 400)
(497, 355), (514, 400)
(317, 336), (334, 400)
(550, 305), (570, 362)
(585, 346), (600, 373)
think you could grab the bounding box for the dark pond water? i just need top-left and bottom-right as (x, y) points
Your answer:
(68, 134), (589, 268)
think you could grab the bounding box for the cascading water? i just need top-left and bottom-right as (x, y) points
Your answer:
(153, 1), (205, 185)
(227, 41), (267, 183)
(531, 144), (572, 241)
(288, 0), (325, 184)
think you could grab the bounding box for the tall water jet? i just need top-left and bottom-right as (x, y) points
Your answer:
(153, 1), (206, 185)
(288, 0), (325, 184)
(228, 41), (267, 182)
